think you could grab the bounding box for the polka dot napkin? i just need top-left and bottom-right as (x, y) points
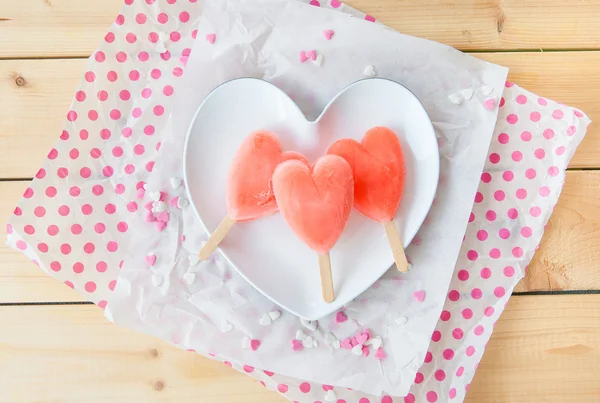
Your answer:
(5, 0), (590, 402)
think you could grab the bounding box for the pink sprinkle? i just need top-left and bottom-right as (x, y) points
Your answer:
(375, 348), (386, 360)
(362, 346), (370, 357)
(144, 202), (154, 210)
(413, 290), (426, 302)
(136, 188), (145, 199)
(365, 14), (376, 22)
(159, 191), (167, 202)
(292, 339), (304, 351)
(299, 51), (309, 63)
(350, 337), (359, 347)
(483, 98), (496, 111)
(356, 333), (368, 345)
(323, 29), (334, 40)
(155, 221), (167, 232)
(335, 311), (347, 323)
(157, 212), (170, 222)
(145, 254), (157, 266)
(169, 196), (179, 207)
(205, 33), (216, 44)
(306, 50), (317, 60)
(250, 339), (261, 351)
(145, 212), (157, 222)
(341, 338), (352, 349)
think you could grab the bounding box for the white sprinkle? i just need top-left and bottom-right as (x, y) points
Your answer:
(151, 274), (163, 287)
(481, 85), (494, 96)
(170, 177), (183, 189)
(448, 92), (464, 105)
(407, 262), (413, 270)
(460, 88), (474, 100)
(324, 390), (337, 402)
(142, 183), (148, 190)
(221, 321), (233, 333)
(268, 310), (281, 321)
(178, 197), (189, 208)
(363, 65), (376, 77)
(149, 191), (162, 202)
(313, 339), (318, 348)
(325, 332), (337, 344)
(351, 344), (363, 355)
(300, 318), (318, 331)
(259, 314), (272, 326)
(153, 201), (167, 213)
(365, 336), (382, 350)
(396, 316), (408, 325)
(156, 42), (167, 54)
(183, 272), (196, 285)
(332, 339), (341, 349)
(302, 336), (314, 348)
(188, 255), (200, 266)
(158, 32), (169, 43)
(296, 330), (307, 340)
(242, 336), (251, 349)
(313, 54), (324, 67)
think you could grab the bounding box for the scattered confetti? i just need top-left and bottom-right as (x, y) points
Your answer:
(221, 321), (233, 333)
(170, 177), (183, 188)
(152, 201), (167, 213)
(335, 311), (348, 323)
(323, 29), (334, 40)
(149, 191), (162, 202)
(302, 336), (315, 348)
(365, 336), (382, 350)
(351, 344), (363, 355)
(363, 65), (376, 77)
(250, 339), (261, 351)
(341, 338), (352, 349)
(313, 54), (324, 67)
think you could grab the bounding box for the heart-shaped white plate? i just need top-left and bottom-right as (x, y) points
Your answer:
(184, 78), (439, 320)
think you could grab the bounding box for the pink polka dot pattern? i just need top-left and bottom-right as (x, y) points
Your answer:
(3, 2), (591, 403)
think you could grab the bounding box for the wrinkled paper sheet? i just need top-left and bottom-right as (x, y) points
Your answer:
(107, 0), (508, 396)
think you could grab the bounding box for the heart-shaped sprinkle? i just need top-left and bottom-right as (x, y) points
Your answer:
(292, 339), (304, 351)
(356, 333), (368, 345)
(300, 318), (318, 332)
(242, 336), (251, 349)
(259, 314), (272, 326)
(363, 65), (376, 77)
(313, 54), (324, 67)
(156, 42), (167, 54)
(481, 85), (494, 96)
(152, 201), (167, 213)
(144, 201), (154, 211)
(177, 197), (189, 208)
(296, 329), (306, 340)
(351, 344), (363, 355)
(151, 274), (163, 287)
(362, 346), (370, 357)
(460, 88), (474, 100)
(324, 390), (337, 402)
(306, 50), (317, 60)
(335, 311), (347, 323)
(350, 337), (358, 347)
(145, 254), (157, 266)
(136, 188), (146, 199)
(145, 212), (156, 223)
(149, 191), (161, 202)
(268, 310), (281, 321)
(413, 290), (426, 302)
(341, 338), (353, 349)
(155, 221), (167, 232)
(169, 196), (179, 207)
(205, 33), (216, 44)
(157, 212), (170, 223)
(365, 337), (382, 350)
(183, 272), (196, 284)
(221, 321), (233, 333)
(170, 177), (183, 189)
(395, 316), (408, 325)
(188, 255), (200, 266)
(313, 339), (319, 348)
(250, 339), (261, 351)
(323, 29), (334, 40)
(375, 348), (386, 360)
(448, 92), (464, 105)
(299, 51), (309, 63)
(302, 336), (314, 348)
(484, 98), (497, 111)
(332, 340), (341, 349)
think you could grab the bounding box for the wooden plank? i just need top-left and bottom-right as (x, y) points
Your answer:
(0, 295), (598, 402)
(0, 0), (122, 58)
(1, 170), (599, 303)
(0, 181), (84, 302)
(1, 52), (599, 180)
(2, 0), (600, 57)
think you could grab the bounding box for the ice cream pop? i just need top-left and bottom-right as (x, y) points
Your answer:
(327, 126), (409, 272)
(198, 130), (307, 260)
(272, 155), (354, 303)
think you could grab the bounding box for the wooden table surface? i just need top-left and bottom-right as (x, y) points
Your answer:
(1, 0), (599, 401)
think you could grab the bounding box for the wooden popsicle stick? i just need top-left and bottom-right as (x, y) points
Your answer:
(319, 254), (335, 303)
(384, 220), (409, 272)
(198, 215), (236, 260)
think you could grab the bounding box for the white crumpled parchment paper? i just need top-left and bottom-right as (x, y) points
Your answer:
(106, 0), (508, 396)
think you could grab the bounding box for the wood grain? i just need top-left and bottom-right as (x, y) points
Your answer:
(2, 0), (600, 57)
(0, 296), (597, 402)
(1, 52), (598, 179)
(2, 170), (599, 302)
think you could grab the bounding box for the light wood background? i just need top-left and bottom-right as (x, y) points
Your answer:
(0, 0), (598, 401)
